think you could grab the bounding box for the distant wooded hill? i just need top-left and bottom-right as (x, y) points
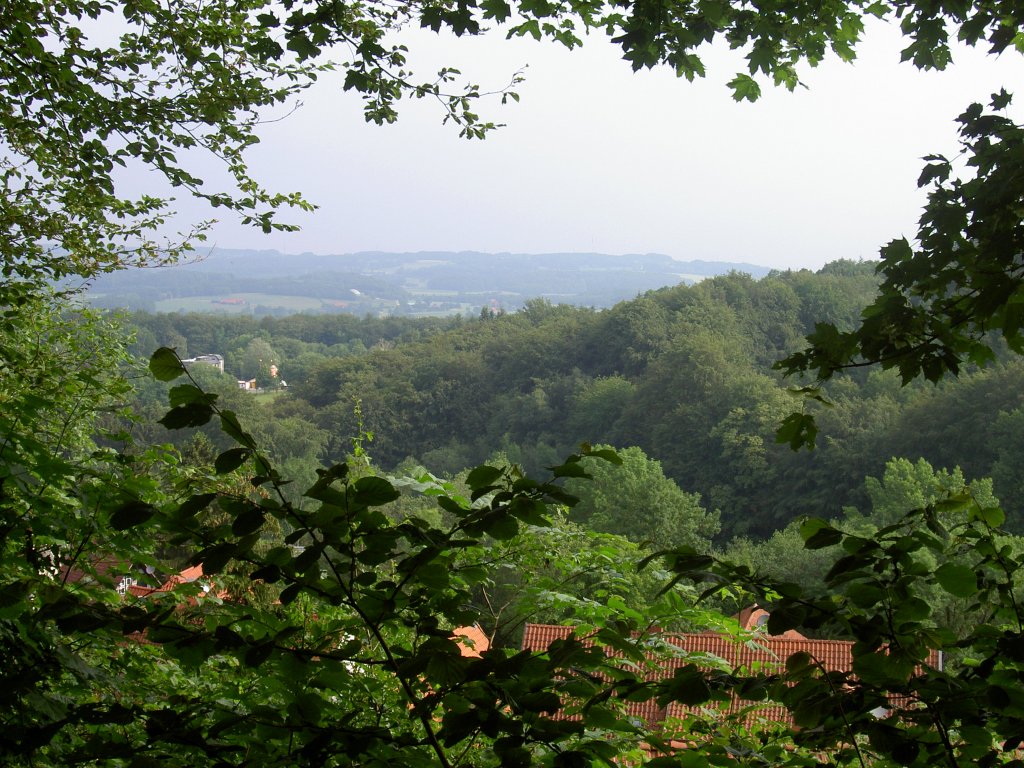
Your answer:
(123, 259), (1024, 542)
(83, 248), (772, 316)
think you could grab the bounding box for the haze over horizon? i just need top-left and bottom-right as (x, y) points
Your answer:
(118, 19), (1024, 273)
(191, 246), (776, 270)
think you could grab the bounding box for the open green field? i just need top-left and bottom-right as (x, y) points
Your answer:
(154, 294), (345, 313)
(409, 304), (475, 317)
(404, 288), (460, 297)
(251, 389), (286, 405)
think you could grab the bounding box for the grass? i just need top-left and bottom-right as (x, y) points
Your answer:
(155, 294), (345, 313)
(252, 389), (285, 404)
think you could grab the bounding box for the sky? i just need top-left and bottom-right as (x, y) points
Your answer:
(150, 20), (1024, 271)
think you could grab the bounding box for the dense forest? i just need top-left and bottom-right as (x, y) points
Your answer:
(122, 259), (1024, 545)
(7, 0), (1024, 764)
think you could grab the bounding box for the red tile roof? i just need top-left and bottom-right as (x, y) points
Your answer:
(60, 556), (131, 585)
(735, 606), (807, 640)
(126, 563), (229, 600)
(521, 622), (940, 730)
(452, 625), (490, 658)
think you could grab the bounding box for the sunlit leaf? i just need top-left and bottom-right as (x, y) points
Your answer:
(149, 347), (186, 381)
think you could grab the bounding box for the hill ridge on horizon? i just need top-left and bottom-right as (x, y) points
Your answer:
(84, 247), (774, 317)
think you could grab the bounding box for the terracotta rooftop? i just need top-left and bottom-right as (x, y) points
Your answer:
(522, 622), (941, 730)
(735, 605), (807, 640)
(126, 563), (229, 600)
(60, 556), (132, 586)
(452, 624), (490, 658)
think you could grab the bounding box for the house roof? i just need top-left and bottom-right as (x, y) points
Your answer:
(60, 555), (131, 585)
(521, 622), (940, 730)
(126, 563), (229, 600)
(735, 605), (807, 640)
(60, 555), (223, 599)
(452, 624), (490, 658)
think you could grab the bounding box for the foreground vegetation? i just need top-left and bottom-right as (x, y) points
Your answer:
(4, 0), (1024, 764)
(8, 318), (1024, 766)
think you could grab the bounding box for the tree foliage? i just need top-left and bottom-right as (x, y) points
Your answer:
(121, 265), (1024, 538)
(661, 486), (1024, 768)
(11, 344), (1024, 767)
(1, 0), (318, 287)
(4, 0), (1024, 764)
(3, 350), (694, 765)
(6, 0), (1021, 288)
(567, 445), (719, 548)
(778, 92), (1024, 449)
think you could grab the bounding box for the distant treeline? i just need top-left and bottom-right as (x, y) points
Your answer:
(86, 249), (771, 315)
(123, 259), (1024, 540)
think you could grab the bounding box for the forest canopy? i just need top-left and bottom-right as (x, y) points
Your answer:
(3, 0), (1024, 766)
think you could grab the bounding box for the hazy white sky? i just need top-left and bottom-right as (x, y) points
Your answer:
(157, 20), (1024, 271)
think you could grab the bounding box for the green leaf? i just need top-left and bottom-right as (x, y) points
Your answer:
(425, 651), (469, 687)
(232, 506), (266, 536)
(149, 347), (186, 381)
(244, 643), (274, 668)
(935, 562), (977, 598)
(646, 758), (695, 768)
(437, 496), (468, 515)
(279, 583), (302, 605)
(518, 690), (562, 712)
(496, 745), (531, 768)
(581, 705), (623, 730)
(168, 383), (214, 407)
(799, 518), (842, 549)
(509, 495), (549, 525)
(971, 505), (1006, 528)
(175, 493), (217, 519)
(825, 554), (865, 581)
(353, 476), (400, 506)
(776, 412), (818, 450)
(550, 461), (590, 478)
(581, 445), (622, 465)
(199, 543), (236, 574)
(304, 482), (347, 506)
(484, 512), (519, 540)
(991, 88), (1012, 110)
(662, 548), (715, 574)
(159, 403), (214, 429)
(251, 564), (281, 583)
(894, 596), (931, 624)
(663, 664), (712, 705)
(110, 500), (157, 530)
(934, 495), (970, 513)
(785, 651), (814, 674)
(766, 605), (806, 635)
(917, 158), (951, 187)
(220, 410), (256, 448)
(854, 650), (912, 686)
(215, 448), (251, 474)
(846, 582), (883, 608)
(466, 464), (503, 490)
(292, 691), (323, 723)
(728, 73), (761, 102)
(286, 33), (319, 60)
